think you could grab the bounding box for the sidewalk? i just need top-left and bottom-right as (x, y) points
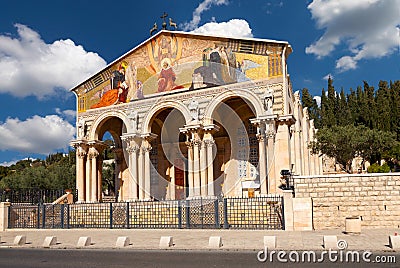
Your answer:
(1, 228), (399, 251)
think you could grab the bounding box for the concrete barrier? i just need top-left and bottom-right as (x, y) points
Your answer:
(77, 236), (91, 247)
(159, 236), (173, 248)
(263, 236), (277, 248)
(0, 202), (10, 231)
(14, 235), (26, 246)
(323, 235), (337, 249)
(345, 217), (361, 234)
(43, 236), (57, 248)
(116, 236), (130, 247)
(208, 236), (222, 248)
(389, 235), (400, 250)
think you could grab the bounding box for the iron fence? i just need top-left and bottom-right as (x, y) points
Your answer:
(8, 196), (284, 230)
(0, 188), (77, 204)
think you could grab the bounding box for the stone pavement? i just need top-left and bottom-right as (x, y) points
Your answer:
(0, 228), (399, 252)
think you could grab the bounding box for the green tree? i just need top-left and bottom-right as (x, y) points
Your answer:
(320, 77), (337, 128)
(301, 88), (321, 128)
(357, 128), (396, 165)
(0, 151), (76, 190)
(336, 88), (351, 126)
(390, 81), (400, 139)
(310, 125), (362, 173)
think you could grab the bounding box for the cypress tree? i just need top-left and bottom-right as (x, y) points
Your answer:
(301, 88), (321, 128)
(375, 81), (391, 131)
(336, 88), (351, 126)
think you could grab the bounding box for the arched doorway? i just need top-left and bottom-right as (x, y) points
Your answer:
(211, 97), (258, 197)
(148, 107), (188, 200)
(95, 116), (128, 202)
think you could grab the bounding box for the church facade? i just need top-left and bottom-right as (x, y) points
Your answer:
(70, 30), (322, 202)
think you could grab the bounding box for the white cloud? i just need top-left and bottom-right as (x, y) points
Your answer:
(0, 160), (19, 167)
(181, 0), (253, 38)
(0, 115), (75, 154)
(191, 19), (253, 38)
(55, 108), (76, 122)
(313, 96), (321, 107)
(323, 73), (334, 81)
(306, 0), (400, 72)
(181, 0), (229, 31)
(0, 24), (107, 98)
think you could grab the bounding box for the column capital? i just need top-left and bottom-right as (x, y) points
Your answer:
(185, 141), (193, 148)
(141, 132), (157, 142)
(127, 145), (140, 154)
(121, 133), (141, 142)
(278, 114), (296, 125)
(203, 124), (220, 133)
(179, 123), (203, 134)
(256, 133), (266, 143)
(87, 140), (108, 153)
(74, 144), (88, 159)
(204, 139), (215, 147)
(141, 143), (152, 153)
(88, 146), (99, 159)
(70, 139), (88, 149)
(266, 130), (276, 139)
(192, 138), (202, 147)
(250, 114), (278, 125)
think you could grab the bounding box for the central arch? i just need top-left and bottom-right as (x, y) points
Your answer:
(147, 107), (188, 200)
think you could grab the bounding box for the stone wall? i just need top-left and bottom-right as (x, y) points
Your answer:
(294, 174), (400, 230)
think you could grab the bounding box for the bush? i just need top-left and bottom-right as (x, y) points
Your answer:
(367, 163), (391, 173)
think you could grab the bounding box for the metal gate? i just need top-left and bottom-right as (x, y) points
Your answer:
(183, 198), (221, 229)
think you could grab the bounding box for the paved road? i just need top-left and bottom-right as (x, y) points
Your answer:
(0, 249), (398, 268)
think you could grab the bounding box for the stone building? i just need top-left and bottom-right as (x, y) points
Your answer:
(70, 30), (322, 202)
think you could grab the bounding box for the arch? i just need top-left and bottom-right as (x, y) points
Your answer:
(142, 100), (192, 133)
(89, 110), (131, 140)
(204, 88), (264, 120)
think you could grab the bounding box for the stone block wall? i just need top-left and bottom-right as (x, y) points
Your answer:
(294, 174), (400, 230)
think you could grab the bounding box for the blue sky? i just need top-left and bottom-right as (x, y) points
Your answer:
(0, 0), (399, 165)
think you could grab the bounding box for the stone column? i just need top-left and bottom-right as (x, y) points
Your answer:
(186, 141), (194, 198)
(274, 116), (294, 192)
(302, 109), (310, 175)
(200, 140), (208, 197)
(85, 152), (92, 202)
(295, 128), (303, 175)
(138, 144), (145, 200)
(266, 122), (276, 193)
(76, 146), (87, 202)
(97, 155), (103, 202)
(257, 133), (267, 195)
(127, 145), (139, 201)
(205, 138), (215, 197)
(170, 165), (175, 200)
(289, 125), (296, 174)
(88, 146), (99, 202)
(143, 140), (152, 200)
(193, 138), (201, 197)
(112, 148), (123, 201)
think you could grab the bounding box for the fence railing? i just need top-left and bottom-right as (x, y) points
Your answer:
(0, 189), (77, 204)
(8, 196), (284, 230)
